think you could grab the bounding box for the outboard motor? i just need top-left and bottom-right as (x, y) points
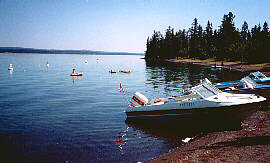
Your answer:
(130, 92), (149, 107)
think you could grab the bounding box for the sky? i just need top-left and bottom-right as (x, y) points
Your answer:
(0, 0), (269, 53)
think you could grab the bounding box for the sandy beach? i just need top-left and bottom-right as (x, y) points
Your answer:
(147, 59), (270, 162)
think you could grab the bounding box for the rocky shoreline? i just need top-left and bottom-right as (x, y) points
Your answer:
(147, 59), (270, 162)
(165, 58), (270, 75)
(148, 108), (270, 162)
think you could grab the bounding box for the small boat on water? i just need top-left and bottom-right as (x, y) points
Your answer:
(211, 65), (223, 70)
(119, 70), (131, 73)
(70, 72), (83, 76)
(70, 68), (83, 76)
(109, 70), (117, 73)
(125, 78), (266, 117)
(8, 64), (13, 70)
(214, 71), (270, 89)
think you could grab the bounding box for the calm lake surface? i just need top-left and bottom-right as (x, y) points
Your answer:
(0, 53), (249, 162)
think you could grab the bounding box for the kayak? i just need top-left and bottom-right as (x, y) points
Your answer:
(119, 70), (131, 73)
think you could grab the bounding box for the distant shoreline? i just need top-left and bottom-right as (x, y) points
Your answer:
(0, 47), (144, 56)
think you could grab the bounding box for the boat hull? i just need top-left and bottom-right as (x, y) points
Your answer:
(256, 80), (270, 85)
(214, 80), (240, 89)
(223, 85), (270, 92)
(125, 100), (267, 118)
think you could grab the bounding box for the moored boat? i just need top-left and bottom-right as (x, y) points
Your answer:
(223, 76), (270, 92)
(247, 71), (270, 84)
(125, 78), (266, 117)
(213, 71), (270, 89)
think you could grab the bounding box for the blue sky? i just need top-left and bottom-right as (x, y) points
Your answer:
(0, 0), (269, 53)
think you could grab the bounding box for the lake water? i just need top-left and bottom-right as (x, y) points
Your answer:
(0, 53), (250, 162)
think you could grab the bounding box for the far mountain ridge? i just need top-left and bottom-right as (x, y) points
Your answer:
(0, 47), (144, 55)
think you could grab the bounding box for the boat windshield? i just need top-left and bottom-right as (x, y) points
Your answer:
(240, 76), (258, 88)
(249, 71), (266, 80)
(192, 82), (221, 99)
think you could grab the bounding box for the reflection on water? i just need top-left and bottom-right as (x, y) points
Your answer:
(145, 61), (245, 97)
(114, 127), (129, 155)
(71, 76), (83, 85)
(9, 69), (13, 75)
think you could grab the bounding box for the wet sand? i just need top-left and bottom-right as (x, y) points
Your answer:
(147, 59), (270, 162)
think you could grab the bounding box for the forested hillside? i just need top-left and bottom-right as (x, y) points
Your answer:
(146, 12), (270, 63)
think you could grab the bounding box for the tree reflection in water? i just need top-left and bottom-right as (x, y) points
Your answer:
(144, 60), (245, 98)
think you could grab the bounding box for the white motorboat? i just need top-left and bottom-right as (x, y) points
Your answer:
(214, 71), (270, 89)
(247, 71), (270, 84)
(223, 76), (270, 91)
(211, 65), (223, 70)
(125, 78), (266, 117)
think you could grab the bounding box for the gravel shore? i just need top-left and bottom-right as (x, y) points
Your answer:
(148, 109), (270, 162)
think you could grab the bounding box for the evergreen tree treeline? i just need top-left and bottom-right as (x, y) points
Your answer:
(145, 12), (270, 63)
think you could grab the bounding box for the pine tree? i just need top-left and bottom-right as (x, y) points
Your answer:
(239, 21), (249, 63)
(204, 21), (213, 58)
(218, 12), (238, 61)
(189, 18), (200, 58)
(145, 12), (269, 63)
